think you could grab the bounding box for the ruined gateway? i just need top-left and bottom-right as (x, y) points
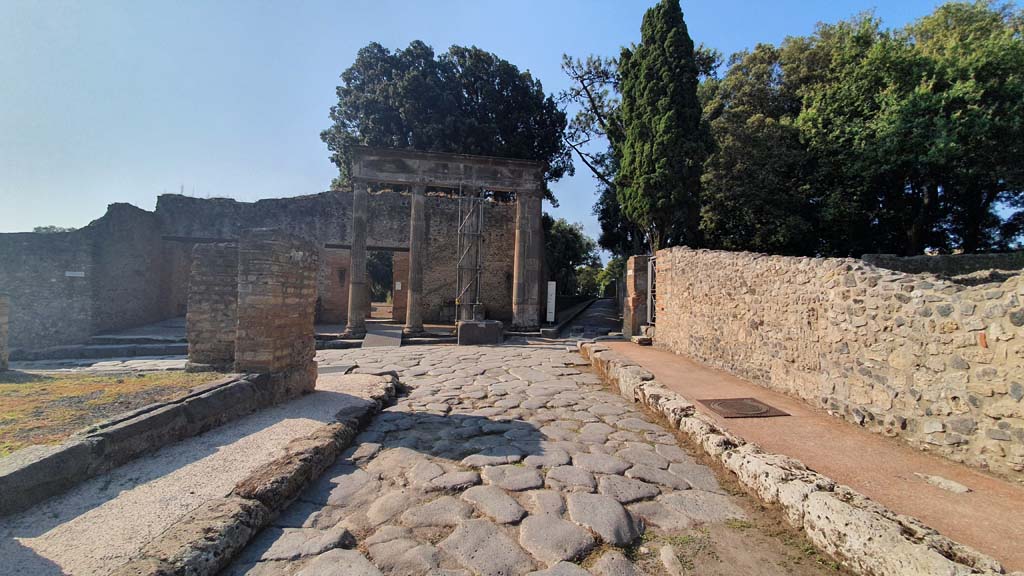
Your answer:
(0, 147), (546, 351)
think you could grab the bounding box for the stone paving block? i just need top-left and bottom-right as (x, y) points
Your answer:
(440, 518), (537, 576)
(590, 549), (642, 576)
(462, 485), (527, 524)
(624, 465), (691, 490)
(597, 475), (661, 504)
(545, 466), (596, 492)
(482, 465), (545, 491)
(295, 549), (382, 576)
(572, 453), (631, 475)
(400, 495), (473, 527)
(566, 493), (641, 546)
(518, 515), (597, 566)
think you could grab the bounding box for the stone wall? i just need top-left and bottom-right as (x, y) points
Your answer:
(864, 252), (1024, 276)
(86, 204), (166, 334)
(654, 247), (1024, 478)
(622, 255), (648, 337)
(234, 229), (318, 375)
(0, 187), (520, 351)
(0, 204), (167, 350)
(158, 191), (518, 324)
(0, 295), (8, 371)
(187, 243), (238, 369)
(0, 230), (95, 349)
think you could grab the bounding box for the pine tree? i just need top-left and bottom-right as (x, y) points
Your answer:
(616, 0), (706, 250)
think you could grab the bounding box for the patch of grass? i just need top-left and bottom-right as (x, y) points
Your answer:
(725, 518), (755, 531)
(0, 370), (226, 457)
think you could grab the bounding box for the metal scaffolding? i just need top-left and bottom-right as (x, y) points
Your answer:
(456, 187), (485, 321)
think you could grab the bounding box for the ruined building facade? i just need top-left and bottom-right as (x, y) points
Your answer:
(0, 148), (545, 351)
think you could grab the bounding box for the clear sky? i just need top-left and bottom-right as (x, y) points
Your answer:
(1, 0), (963, 245)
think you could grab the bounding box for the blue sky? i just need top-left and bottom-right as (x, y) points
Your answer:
(1, 0), (962, 245)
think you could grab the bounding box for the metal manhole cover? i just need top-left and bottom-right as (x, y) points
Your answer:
(697, 397), (789, 419)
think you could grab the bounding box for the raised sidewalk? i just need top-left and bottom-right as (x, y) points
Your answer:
(604, 340), (1024, 573)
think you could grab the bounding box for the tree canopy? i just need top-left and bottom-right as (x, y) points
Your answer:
(565, 0), (1024, 258)
(322, 41), (572, 203)
(543, 214), (600, 295)
(616, 0), (707, 250)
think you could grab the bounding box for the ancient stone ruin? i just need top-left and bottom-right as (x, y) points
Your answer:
(0, 147), (546, 356)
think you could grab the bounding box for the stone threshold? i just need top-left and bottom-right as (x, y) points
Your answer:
(578, 340), (1013, 576)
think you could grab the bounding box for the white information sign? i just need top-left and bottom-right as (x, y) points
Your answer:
(546, 281), (556, 323)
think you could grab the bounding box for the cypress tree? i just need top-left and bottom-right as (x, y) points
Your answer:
(616, 0), (705, 250)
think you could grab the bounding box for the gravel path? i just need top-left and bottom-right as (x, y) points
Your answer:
(225, 344), (762, 575)
(0, 373), (388, 576)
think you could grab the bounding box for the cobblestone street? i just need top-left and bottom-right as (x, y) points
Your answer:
(225, 344), (835, 576)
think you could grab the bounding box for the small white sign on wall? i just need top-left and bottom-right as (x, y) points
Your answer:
(64, 271), (86, 278)
(546, 281), (556, 323)
(395, 281), (402, 291)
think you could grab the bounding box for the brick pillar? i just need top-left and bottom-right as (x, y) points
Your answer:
(235, 229), (319, 380)
(404, 182), (426, 333)
(186, 243), (238, 370)
(512, 188), (543, 330)
(623, 255), (649, 337)
(344, 179), (369, 337)
(0, 295), (9, 372)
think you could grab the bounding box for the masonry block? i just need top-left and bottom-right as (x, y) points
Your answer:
(187, 243), (238, 370)
(235, 229), (319, 375)
(457, 320), (504, 345)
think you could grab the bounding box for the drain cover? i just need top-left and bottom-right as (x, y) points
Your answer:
(698, 397), (789, 419)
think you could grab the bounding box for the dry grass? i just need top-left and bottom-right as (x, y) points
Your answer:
(0, 370), (226, 457)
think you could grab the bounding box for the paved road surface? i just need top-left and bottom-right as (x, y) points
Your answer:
(561, 299), (621, 339)
(224, 344), (832, 575)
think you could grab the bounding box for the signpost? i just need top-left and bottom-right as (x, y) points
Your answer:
(546, 281), (556, 323)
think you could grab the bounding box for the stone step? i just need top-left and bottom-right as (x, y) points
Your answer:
(10, 342), (188, 362)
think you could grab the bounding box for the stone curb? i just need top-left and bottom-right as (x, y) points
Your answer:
(110, 373), (397, 576)
(0, 364), (317, 517)
(578, 341), (1016, 576)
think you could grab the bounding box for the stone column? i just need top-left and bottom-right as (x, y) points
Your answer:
(345, 179), (369, 337)
(623, 255), (649, 337)
(405, 183), (426, 333)
(512, 188), (543, 330)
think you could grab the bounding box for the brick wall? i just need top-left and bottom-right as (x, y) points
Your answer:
(187, 243), (238, 368)
(655, 247), (1024, 478)
(234, 229), (318, 374)
(318, 249), (351, 324)
(0, 295), (9, 371)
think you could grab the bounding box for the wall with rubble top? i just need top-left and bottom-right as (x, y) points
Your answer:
(654, 246), (1024, 478)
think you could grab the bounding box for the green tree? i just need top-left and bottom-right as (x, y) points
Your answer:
(700, 45), (817, 255)
(575, 265), (602, 297)
(596, 256), (626, 296)
(543, 214), (600, 295)
(322, 41), (572, 203)
(616, 0), (707, 250)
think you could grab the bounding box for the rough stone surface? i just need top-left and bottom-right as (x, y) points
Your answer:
(440, 519), (537, 576)
(598, 475), (661, 504)
(462, 485), (527, 524)
(566, 493), (641, 546)
(653, 246), (1024, 478)
(518, 515), (596, 566)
